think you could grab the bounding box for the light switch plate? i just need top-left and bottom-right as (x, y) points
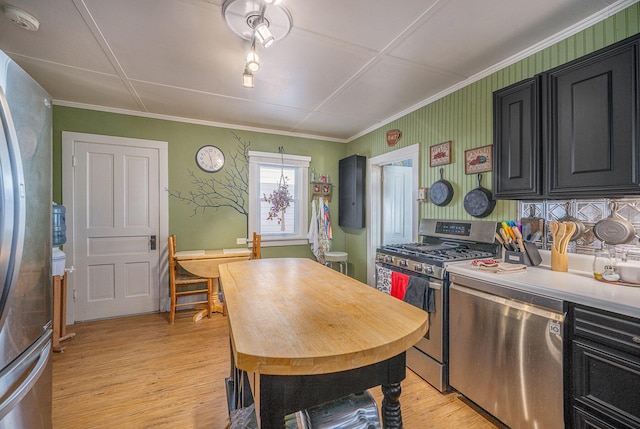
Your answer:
(236, 237), (247, 245)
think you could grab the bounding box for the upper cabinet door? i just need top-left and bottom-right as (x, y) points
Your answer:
(493, 77), (542, 199)
(546, 37), (640, 197)
(338, 155), (366, 229)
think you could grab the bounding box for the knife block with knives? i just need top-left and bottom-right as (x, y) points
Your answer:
(496, 221), (542, 266)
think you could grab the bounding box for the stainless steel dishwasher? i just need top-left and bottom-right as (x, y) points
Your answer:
(449, 273), (565, 429)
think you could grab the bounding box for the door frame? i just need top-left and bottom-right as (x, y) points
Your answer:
(62, 132), (169, 324)
(367, 144), (420, 286)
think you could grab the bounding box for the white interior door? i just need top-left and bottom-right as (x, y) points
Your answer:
(367, 145), (420, 286)
(62, 132), (168, 322)
(382, 165), (413, 245)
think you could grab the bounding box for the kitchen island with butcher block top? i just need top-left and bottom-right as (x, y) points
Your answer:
(219, 257), (429, 428)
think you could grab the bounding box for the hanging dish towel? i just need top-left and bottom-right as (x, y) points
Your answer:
(403, 276), (435, 313)
(322, 198), (332, 240)
(317, 197), (331, 264)
(307, 199), (319, 258)
(375, 264), (392, 294)
(391, 271), (410, 300)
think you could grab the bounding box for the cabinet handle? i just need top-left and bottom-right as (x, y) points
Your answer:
(633, 336), (640, 344)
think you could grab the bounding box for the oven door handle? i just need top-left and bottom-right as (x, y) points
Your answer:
(429, 281), (441, 290)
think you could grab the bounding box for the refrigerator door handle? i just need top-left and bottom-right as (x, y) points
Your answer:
(0, 88), (15, 302)
(0, 86), (26, 330)
(0, 331), (52, 421)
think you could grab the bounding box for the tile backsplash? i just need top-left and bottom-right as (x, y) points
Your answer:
(518, 199), (640, 262)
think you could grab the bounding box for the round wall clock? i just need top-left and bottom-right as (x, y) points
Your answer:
(195, 145), (225, 172)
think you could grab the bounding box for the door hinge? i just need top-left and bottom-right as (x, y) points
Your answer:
(72, 155), (77, 167)
(73, 289), (77, 301)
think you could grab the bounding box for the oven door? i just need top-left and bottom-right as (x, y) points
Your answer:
(412, 279), (442, 361)
(375, 262), (448, 392)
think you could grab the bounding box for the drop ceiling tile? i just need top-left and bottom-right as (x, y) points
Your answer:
(12, 56), (140, 110)
(0, 0), (116, 74)
(389, 0), (613, 76)
(84, 0), (241, 88)
(320, 57), (461, 122)
(294, 110), (374, 141)
(133, 80), (313, 133)
(289, 0), (439, 51)
(247, 30), (376, 109)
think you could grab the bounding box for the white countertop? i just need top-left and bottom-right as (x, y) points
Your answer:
(446, 250), (640, 319)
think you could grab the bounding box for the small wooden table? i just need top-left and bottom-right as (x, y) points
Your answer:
(220, 258), (428, 428)
(174, 249), (250, 319)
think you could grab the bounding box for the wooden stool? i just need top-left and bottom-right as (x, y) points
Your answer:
(325, 251), (348, 276)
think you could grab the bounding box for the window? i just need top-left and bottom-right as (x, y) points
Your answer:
(248, 151), (310, 246)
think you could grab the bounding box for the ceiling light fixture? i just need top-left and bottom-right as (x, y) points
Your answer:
(243, 68), (254, 88)
(222, 0), (292, 88)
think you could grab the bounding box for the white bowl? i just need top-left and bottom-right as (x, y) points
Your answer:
(616, 261), (640, 284)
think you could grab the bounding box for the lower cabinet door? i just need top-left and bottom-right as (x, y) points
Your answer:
(573, 340), (640, 428)
(574, 406), (628, 429)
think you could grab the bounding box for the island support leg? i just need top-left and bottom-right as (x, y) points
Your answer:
(381, 382), (402, 428)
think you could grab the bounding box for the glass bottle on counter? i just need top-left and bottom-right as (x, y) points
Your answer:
(593, 249), (615, 280)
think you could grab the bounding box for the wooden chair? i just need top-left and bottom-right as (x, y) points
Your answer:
(168, 234), (212, 324)
(251, 232), (261, 259)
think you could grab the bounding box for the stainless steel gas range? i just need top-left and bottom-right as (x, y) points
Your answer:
(375, 219), (499, 392)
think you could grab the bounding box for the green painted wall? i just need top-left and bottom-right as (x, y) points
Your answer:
(52, 106), (347, 257)
(346, 3), (640, 282)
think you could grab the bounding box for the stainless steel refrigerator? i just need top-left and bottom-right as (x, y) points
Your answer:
(0, 49), (53, 428)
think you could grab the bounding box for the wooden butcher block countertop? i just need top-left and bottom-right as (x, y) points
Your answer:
(219, 257), (428, 376)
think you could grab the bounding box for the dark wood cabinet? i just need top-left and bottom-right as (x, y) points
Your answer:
(338, 155), (366, 229)
(493, 76), (541, 198)
(493, 33), (640, 199)
(570, 305), (640, 429)
(546, 36), (640, 197)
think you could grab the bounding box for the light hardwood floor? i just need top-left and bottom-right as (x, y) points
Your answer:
(53, 311), (498, 428)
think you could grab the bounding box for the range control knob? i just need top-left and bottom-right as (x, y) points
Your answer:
(398, 259), (408, 267)
(413, 264), (423, 272)
(424, 265), (434, 275)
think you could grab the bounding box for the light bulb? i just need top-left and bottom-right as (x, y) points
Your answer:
(255, 22), (274, 48)
(242, 69), (254, 88)
(246, 50), (259, 72)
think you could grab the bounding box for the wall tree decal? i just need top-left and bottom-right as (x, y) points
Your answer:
(168, 132), (250, 235)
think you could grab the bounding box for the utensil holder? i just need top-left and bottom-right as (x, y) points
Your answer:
(551, 248), (568, 272)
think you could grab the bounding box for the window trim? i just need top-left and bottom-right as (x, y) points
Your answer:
(248, 150), (311, 247)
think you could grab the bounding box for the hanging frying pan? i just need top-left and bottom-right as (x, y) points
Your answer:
(429, 168), (454, 206)
(464, 173), (496, 218)
(559, 202), (586, 241)
(593, 202), (638, 245)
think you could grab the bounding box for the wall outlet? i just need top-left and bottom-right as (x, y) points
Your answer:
(236, 237), (247, 245)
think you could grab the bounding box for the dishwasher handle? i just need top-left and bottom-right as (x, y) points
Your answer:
(450, 283), (564, 322)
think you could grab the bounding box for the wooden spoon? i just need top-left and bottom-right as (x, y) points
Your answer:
(560, 222), (576, 254)
(549, 220), (560, 251)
